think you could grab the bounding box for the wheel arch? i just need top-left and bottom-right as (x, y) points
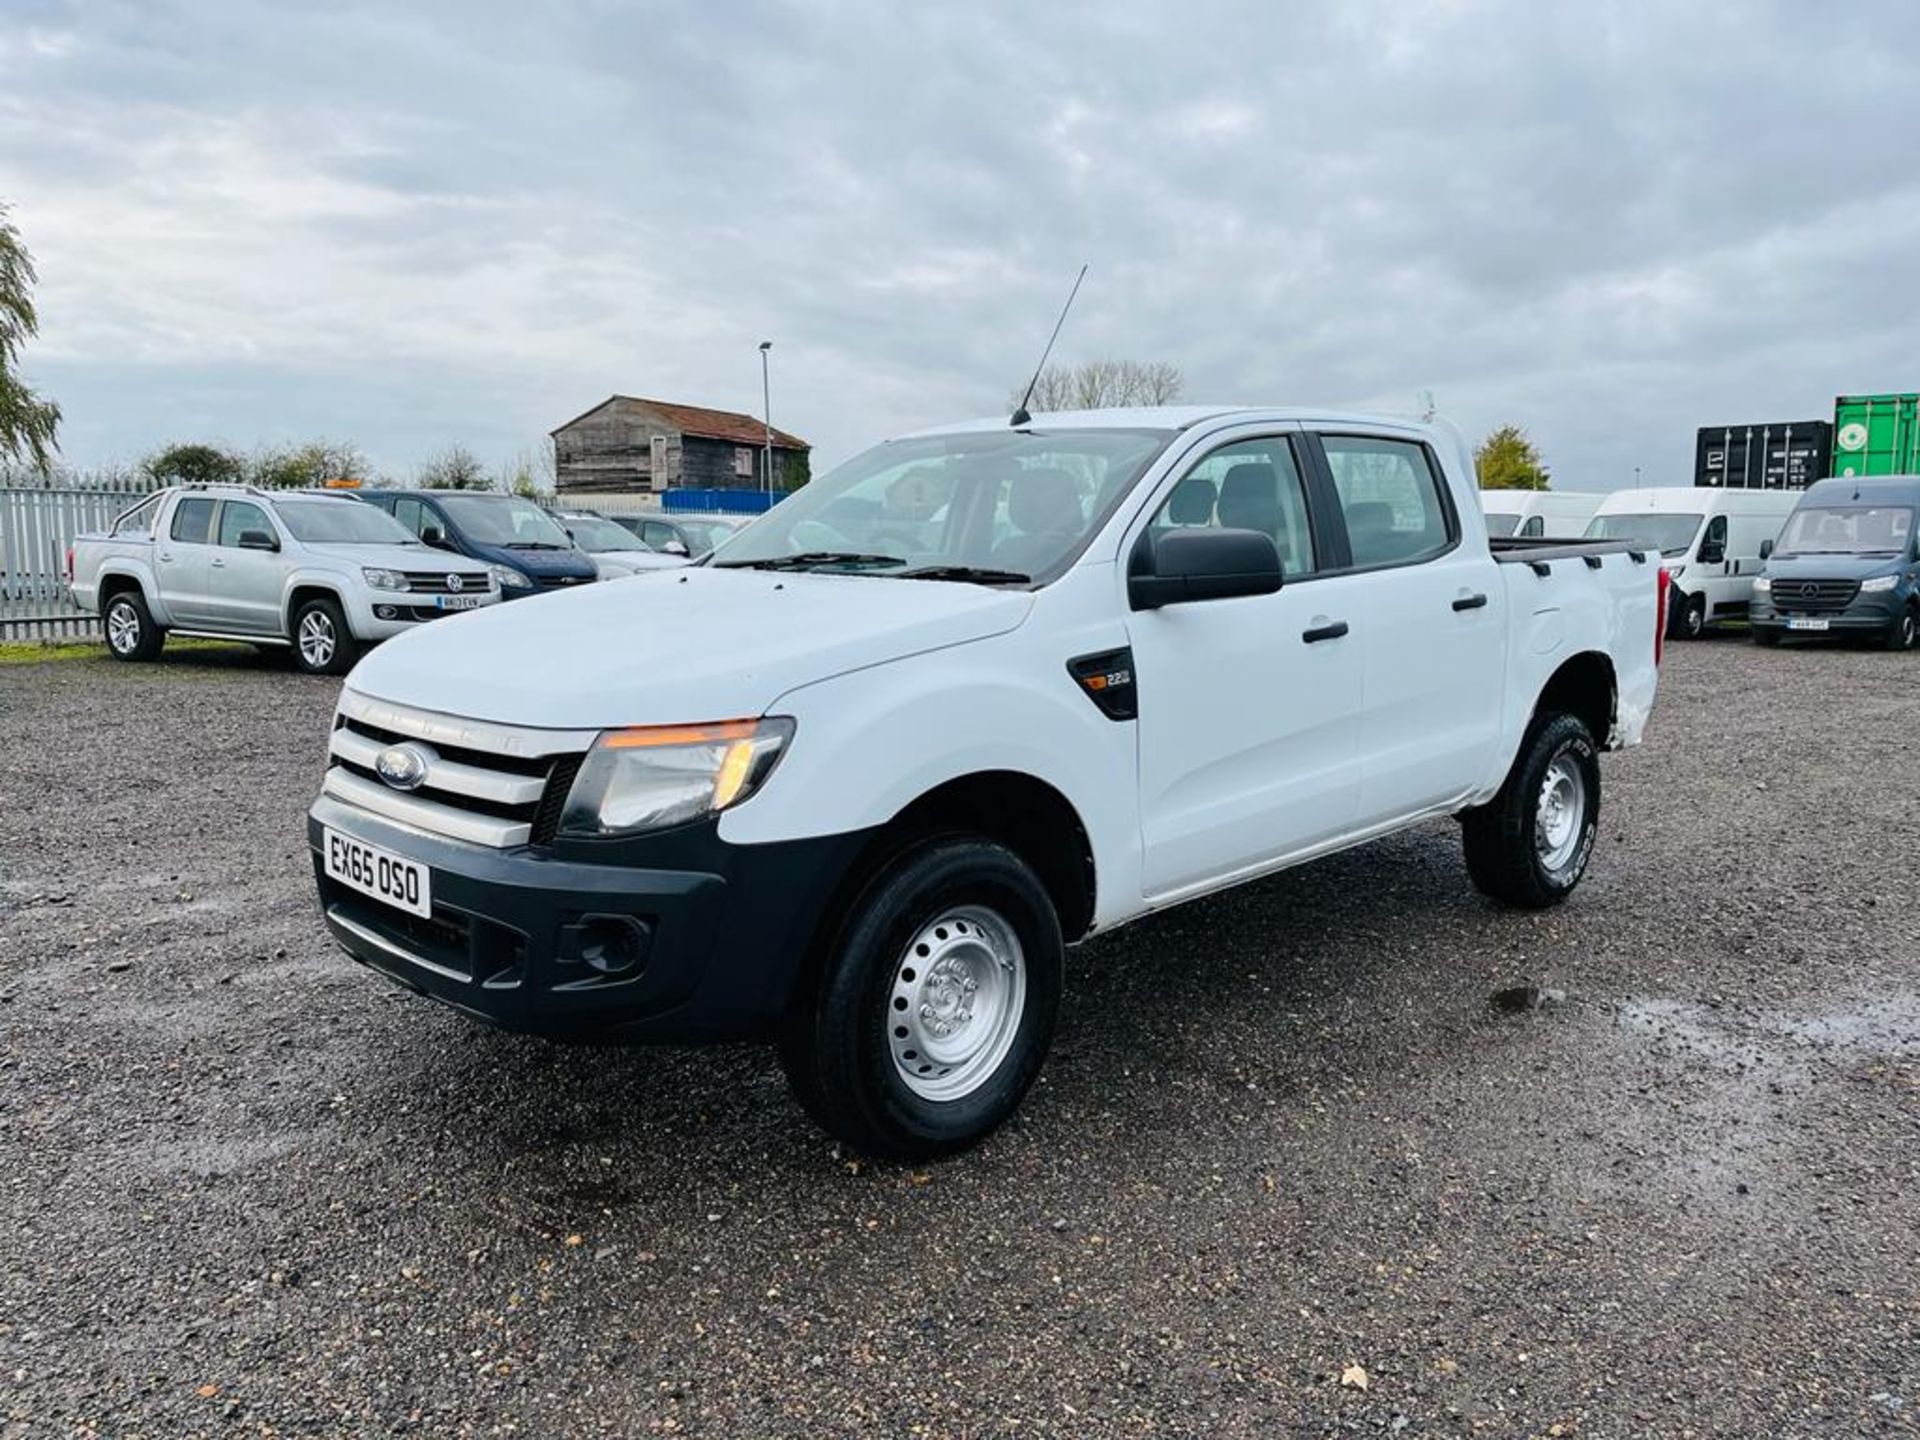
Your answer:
(96, 568), (150, 613)
(285, 582), (347, 638)
(1532, 649), (1617, 747)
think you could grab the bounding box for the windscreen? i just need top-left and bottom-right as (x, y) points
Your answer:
(1482, 511), (1522, 537)
(1585, 511), (1703, 556)
(435, 494), (573, 548)
(275, 498), (417, 544)
(713, 427), (1173, 582)
(1773, 505), (1915, 558)
(564, 515), (647, 551)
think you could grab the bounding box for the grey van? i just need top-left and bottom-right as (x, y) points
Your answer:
(1751, 475), (1920, 649)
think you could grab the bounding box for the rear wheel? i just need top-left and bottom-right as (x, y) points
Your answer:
(1462, 712), (1601, 909)
(780, 837), (1063, 1160)
(103, 589), (164, 662)
(291, 597), (358, 676)
(1882, 605), (1917, 651)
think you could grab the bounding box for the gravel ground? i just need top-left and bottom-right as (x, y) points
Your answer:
(1, 637), (1916, 1438)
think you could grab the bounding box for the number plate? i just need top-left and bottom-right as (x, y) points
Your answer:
(1787, 616), (1830, 632)
(323, 827), (431, 918)
(438, 595), (484, 611)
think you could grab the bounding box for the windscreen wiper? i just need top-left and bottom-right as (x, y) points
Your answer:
(894, 564), (1032, 585)
(716, 551), (904, 571)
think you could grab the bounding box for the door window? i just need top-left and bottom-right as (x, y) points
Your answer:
(642, 521), (677, 551)
(1699, 514), (1728, 562)
(216, 501), (273, 548)
(1148, 437), (1316, 578)
(170, 497), (216, 544)
(392, 497), (428, 536)
(1520, 515), (1544, 538)
(1321, 437), (1454, 568)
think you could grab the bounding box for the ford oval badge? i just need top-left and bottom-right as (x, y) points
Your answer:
(374, 743), (431, 791)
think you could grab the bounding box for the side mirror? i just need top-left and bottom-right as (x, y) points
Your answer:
(1759, 539), (1773, 560)
(420, 525), (448, 548)
(664, 539), (690, 557)
(1128, 528), (1283, 611)
(564, 527), (576, 542)
(238, 529), (279, 552)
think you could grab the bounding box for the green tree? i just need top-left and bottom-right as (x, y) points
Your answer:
(146, 442), (244, 487)
(1475, 424), (1550, 491)
(0, 203), (61, 474)
(780, 448), (811, 493)
(250, 439), (369, 489)
(418, 443), (492, 490)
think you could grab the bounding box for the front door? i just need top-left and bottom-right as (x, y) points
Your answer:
(203, 499), (287, 634)
(1310, 432), (1507, 826)
(1127, 432), (1366, 900)
(156, 496), (216, 625)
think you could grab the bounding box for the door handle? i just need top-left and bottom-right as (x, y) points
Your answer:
(210, 558), (226, 568)
(1302, 621), (1349, 644)
(158, 552), (174, 563)
(1452, 592), (1488, 611)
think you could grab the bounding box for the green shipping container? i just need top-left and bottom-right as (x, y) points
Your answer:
(1832, 393), (1920, 477)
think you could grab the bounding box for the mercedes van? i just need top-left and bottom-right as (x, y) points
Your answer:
(1750, 475), (1920, 649)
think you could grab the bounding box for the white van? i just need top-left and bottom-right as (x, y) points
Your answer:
(1480, 490), (1605, 540)
(1585, 487), (1798, 639)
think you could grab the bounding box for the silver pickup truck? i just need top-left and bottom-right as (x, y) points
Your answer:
(68, 485), (500, 674)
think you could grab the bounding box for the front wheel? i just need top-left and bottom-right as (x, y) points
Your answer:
(1671, 593), (1706, 640)
(291, 597), (358, 676)
(1882, 606), (1918, 652)
(780, 837), (1064, 1160)
(103, 590), (165, 662)
(1461, 712), (1601, 909)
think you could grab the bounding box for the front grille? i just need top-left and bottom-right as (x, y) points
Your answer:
(401, 570), (482, 595)
(325, 693), (594, 849)
(1771, 578), (1860, 613)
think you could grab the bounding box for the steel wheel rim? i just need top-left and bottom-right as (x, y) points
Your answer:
(298, 611), (335, 668)
(888, 905), (1026, 1102)
(1535, 754), (1586, 872)
(1684, 600), (1703, 637)
(107, 602), (140, 654)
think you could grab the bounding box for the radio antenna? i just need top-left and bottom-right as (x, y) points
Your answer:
(1010, 263), (1088, 427)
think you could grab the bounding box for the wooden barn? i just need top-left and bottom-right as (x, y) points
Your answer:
(552, 395), (810, 496)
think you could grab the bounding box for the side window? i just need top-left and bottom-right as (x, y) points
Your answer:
(393, 497), (427, 536)
(170, 497), (216, 544)
(1321, 436), (1454, 568)
(642, 521), (676, 550)
(216, 501), (272, 547)
(1521, 515), (1545, 538)
(1148, 436), (1316, 578)
(1703, 515), (1728, 553)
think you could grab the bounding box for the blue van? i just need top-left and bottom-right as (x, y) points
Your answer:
(1751, 475), (1920, 649)
(355, 490), (598, 599)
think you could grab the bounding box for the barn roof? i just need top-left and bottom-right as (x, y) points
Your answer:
(553, 395), (809, 450)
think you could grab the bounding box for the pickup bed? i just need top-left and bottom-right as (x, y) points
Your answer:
(70, 485), (499, 674)
(308, 407), (1663, 1157)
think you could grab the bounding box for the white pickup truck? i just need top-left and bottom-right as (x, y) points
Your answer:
(69, 485), (499, 674)
(308, 408), (1666, 1158)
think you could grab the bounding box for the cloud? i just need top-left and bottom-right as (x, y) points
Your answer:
(2, 0), (1917, 486)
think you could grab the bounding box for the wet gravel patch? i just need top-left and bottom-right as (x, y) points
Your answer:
(1, 637), (1916, 1436)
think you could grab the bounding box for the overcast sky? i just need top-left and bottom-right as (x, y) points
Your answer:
(2, 1), (1915, 486)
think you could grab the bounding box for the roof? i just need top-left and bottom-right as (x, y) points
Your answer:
(553, 396), (808, 450)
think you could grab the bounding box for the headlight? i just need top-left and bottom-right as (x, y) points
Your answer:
(559, 718), (794, 837)
(490, 563), (533, 590)
(1860, 575), (1899, 593)
(1665, 565), (1687, 580)
(1752, 576), (1770, 592)
(362, 567), (409, 591)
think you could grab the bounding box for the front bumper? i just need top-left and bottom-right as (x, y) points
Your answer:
(308, 794), (868, 1042)
(1750, 591), (1902, 638)
(347, 589), (500, 641)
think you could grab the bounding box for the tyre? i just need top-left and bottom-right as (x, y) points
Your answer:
(290, 596), (358, 676)
(1671, 593), (1706, 640)
(780, 837), (1064, 1160)
(1751, 627), (1781, 648)
(1881, 606), (1917, 652)
(1461, 712), (1601, 910)
(102, 588), (164, 662)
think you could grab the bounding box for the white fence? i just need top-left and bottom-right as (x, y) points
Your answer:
(0, 486), (153, 641)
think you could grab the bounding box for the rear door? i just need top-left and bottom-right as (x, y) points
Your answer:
(1306, 431), (1506, 826)
(203, 499), (287, 635)
(156, 496), (217, 625)
(1126, 429), (1366, 899)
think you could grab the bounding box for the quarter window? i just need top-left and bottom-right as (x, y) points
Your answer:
(1149, 437), (1316, 578)
(393, 497), (428, 536)
(170, 497), (216, 544)
(217, 501), (272, 548)
(1520, 515), (1544, 538)
(1322, 436), (1453, 568)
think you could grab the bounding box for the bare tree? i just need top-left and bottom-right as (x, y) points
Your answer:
(1013, 359), (1185, 414)
(417, 443), (493, 490)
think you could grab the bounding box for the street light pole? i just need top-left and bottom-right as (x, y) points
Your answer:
(758, 341), (773, 495)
